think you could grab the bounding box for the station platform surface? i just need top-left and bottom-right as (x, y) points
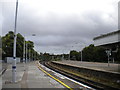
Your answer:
(2, 61), (64, 89)
(58, 60), (120, 73)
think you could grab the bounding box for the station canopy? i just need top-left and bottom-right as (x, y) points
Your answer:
(93, 30), (120, 49)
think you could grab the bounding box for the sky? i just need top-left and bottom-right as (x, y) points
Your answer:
(1, 0), (120, 54)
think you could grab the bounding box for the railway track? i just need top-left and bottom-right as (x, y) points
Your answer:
(41, 61), (119, 90)
(38, 61), (94, 89)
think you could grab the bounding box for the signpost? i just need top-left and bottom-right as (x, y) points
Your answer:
(106, 49), (111, 67)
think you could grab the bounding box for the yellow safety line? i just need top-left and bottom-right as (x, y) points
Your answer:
(36, 61), (73, 90)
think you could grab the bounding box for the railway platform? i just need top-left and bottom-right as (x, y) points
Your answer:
(2, 61), (64, 89)
(60, 60), (120, 73)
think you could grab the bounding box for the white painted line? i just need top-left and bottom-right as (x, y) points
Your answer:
(0, 69), (5, 76)
(53, 70), (94, 89)
(54, 73), (66, 79)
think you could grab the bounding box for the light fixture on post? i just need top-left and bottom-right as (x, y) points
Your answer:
(12, 0), (18, 83)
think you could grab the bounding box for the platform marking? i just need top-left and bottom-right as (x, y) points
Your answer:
(38, 62), (94, 90)
(36, 61), (72, 90)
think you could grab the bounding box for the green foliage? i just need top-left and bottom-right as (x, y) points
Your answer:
(16, 33), (24, 58)
(27, 41), (34, 49)
(70, 50), (80, 60)
(69, 44), (108, 62)
(116, 47), (120, 62)
(2, 31), (14, 58)
(2, 31), (39, 60)
(41, 52), (51, 61)
(54, 58), (61, 61)
(82, 44), (107, 62)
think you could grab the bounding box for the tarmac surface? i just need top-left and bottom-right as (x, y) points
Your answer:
(2, 61), (64, 89)
(59, 60), (120, 73)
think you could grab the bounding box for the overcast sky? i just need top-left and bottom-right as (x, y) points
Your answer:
(1, 0), (119, 54)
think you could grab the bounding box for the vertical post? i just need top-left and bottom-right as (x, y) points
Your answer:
(23, 38), (25, 63)
(108, 55), (110, 67)
(31, 50), (32, 61)
(106, 49), (111, 67)
(62, 54), (64, 60)
(32, 51), (34, 61)
(34, 52), (36, 59)
(52, 56), (54, 60)
(69, 52), (70, 60)
(81, 50), (82, 62)
(113, 58), (114, 63)
(29, 48), (30, 62)
(26, 43), (27, 63)
(31, 50), (33, 61)
(12, 34), (17, 83)
(23, 38), (25, 71)
(36, 52), (37, 60)
(12, 0), (18, 83)
(36, 52), (38, 60)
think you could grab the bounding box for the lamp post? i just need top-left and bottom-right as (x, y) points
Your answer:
(26, 43), (28, 63)
(25, 34), (36, 63)
(36, 52), (37, 60)
(30, 49), (32, 61)
(75, 42), (86, 62)
(34, 51), (36, 61)
(29, 48), (31, 62)
(81, 50), (82, 62)
(23, 37), (26, 71)
(32, 50), (33, 61)
(35, 52), (37, 60)
(62, 47), (65, 61)
(23, 37), (25, 63)
(12, 0), (18, 83)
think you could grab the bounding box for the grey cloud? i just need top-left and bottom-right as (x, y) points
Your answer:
(2, 1), (118, 54)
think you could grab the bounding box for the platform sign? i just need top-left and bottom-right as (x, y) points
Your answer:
(105, 50), (111, 67)
(106, 50), (111, 56)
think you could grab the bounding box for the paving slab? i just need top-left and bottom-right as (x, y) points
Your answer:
(2, 61), (64, 89)
(27, 62), (64, 88)
(2, 63), (25, 89)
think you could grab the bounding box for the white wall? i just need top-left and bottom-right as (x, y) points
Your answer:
(6, 57), (20, 64)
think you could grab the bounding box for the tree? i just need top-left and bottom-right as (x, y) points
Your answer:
(2, 31), (14, 59)
(16, 33), (24, 58)
(2, 31), (39, 60)
(70, 50), (79, 60)
(42, 52), (51, 61)
(82, 44), (107, 62)
(116, 46), (120, 62)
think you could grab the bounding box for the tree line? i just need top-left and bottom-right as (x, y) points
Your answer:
(1, 31), (119, 63)
(1, 31), (39, 61)
(40, 44), (120, 63)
